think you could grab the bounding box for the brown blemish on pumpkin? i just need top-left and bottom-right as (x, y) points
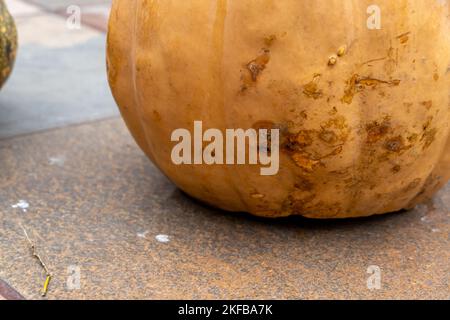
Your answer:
(433, 73), (439, 81)
(299, 110), (308, 119)
(283, 193), (316, 215)
(264, 34), (277, 47)
(403, 178), (422, 193)
(384, 136), (405, 153)
(281, 117), (348, 170)
(321, 116), (351, 145)
(366, 120), (391, 144)
(422, 117), (433, 131)
(421, 127), (437, 150)
(328, 107), (338, 116)
(421, 100), (432, 110)
(342, 74), (358, 104)
(152, 110), (161, 121)
(303, 74), (323, 99)
(407, 133), (419, 143)
(342, 74), (400, 104)
(420, 117), (437, 149)
(392, 165), (401, 173)
(283, 130), (314, 152)
(294, 177), (314, 191)
(396, 32), (410, 44)
(247, 49), (270, 82)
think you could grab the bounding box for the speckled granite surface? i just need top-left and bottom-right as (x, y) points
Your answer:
(0, 118), (449, 300)
(0, 0), (448, 300)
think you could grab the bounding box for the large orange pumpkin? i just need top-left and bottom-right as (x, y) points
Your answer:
(107, 0), (450, 218)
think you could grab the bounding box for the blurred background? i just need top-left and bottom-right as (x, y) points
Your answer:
(0, 0), (115, 138)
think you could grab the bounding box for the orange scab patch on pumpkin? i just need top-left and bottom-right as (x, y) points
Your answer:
(291, 154), (320, 172)
(342, 74), (401, 104)
(241, 49), (271, 92)
(247, 49), (270, 82)
(321, 116), (351, 144)
(280, 120), (345, 171)
(303, 74), (323, 99)
(291, 131), (313, 147)
(282, 130), (314, 153)
(341, 74), (359, 104)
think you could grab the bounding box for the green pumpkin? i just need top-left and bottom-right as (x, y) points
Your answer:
(0, 0), (16, 89)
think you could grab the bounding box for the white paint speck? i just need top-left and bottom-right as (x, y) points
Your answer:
(155, 234), (170, 243)
(12, 200), (29, 212)
(137, 231), (149, 239)
(49, 156), (66, 166)
(431, 228), (440, 233)
(420, 216), (429, 222)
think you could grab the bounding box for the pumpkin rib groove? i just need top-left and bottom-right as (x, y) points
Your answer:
(209, 0), (249, 212)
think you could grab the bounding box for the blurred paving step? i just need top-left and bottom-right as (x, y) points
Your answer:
(23, 0), (111, 12)
(0, 8), (118, 139)
(4, 0), (41, 18)
(0, 279), (25, 300)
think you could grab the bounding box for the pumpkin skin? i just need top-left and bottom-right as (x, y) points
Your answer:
(0, 0), (17, 89)
(107, 0), (450, 218)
